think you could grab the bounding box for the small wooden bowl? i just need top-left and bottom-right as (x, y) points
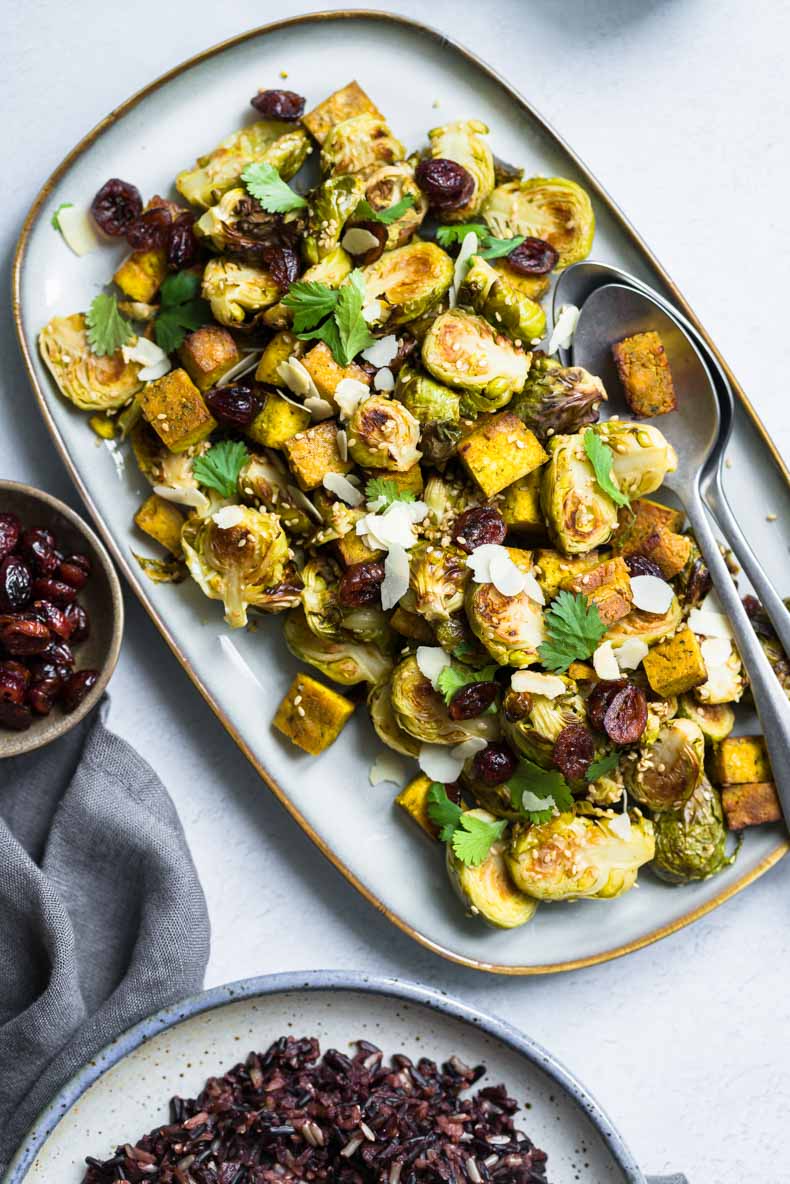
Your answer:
(0, 481), (124, 758)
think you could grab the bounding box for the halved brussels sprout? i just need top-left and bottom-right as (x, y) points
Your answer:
(465, 579), (545, 668)
(491, 260), (550, 303)
(321, 114), (406, 177)
(360, 161), (427, 248)
(425, 120), (495, 222)
(39, 314), (143, 411)
(195, 187), (299, 255)
(177, 121), (310, 208)
(301, 554), (343, 641)
(408, 543), (470, 622)
(367, 681), (420, 756)
(238, 453), (313, 534)
(586, 765), (625, 807)
(677, 694), (735, 743)
(605, 597), (683, 646)
(422, 309), (530, 400)
(625, 718), (705, 811)
(284, 608), (393, 686)
(589, 422), (678, 499)
(695, 643), (745, 706)
(540, 433), (619, 555)
(458, 255), (546, 345)
(181, 506), (289, 628)
(652, 778), (733, 883)
(447, 812), (538, 929)
(506, 809), (654, 901)
(391, 654), (496, 745)
(511, 354), (606, 442)
(347, 395), (422, 471)
(500, 683), (586, 767)
(361, 242), (454, 326)
(201, 258), (280, 327)
(395, 363), (461, 424)
(303, 174), (366, 264)
(483, 176), (594, 270)
(642, 693), (679, 747)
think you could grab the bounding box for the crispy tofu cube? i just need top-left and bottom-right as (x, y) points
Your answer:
(273, 672), (354, 755)
(283, 419), (352, 491)
(367, 464), (424, 498)
(612, 330), (677, 417)
(507, 546), (534, 574)
(565, 557), (633, 625)
(568, 660), (597, 682)
(178, 325), (240, 392)
(255, 331), (304, 385)
(335, 508), (384, 566)
(721, 782), (782, 831)
(458, 412), (547, 498)
(140, 369), (217, 453)
(709, 735), (772, 786)
(396, 774), (440, 839)
(389, 606), (435, 643)
(499, 469), (546, 537)
(134, 494), (186, 557)
(247, 391), (311, 450)
(621, 498), (686, 535)
(643, 626), (708, 697)
(113, 248), (168, 303)
(611, 499), (691, 579)
(301, 341), (371, 400)
(534, 548), (601, 600)
(303, 80), (384, 145)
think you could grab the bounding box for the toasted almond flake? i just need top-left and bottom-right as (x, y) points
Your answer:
(629, 574), (675, 614)
(687, 607), (734, 639)
(304, 394), (335, 421)
(489, 549), (527, 597)
(217, 350), (263, 386)
(56, 205), (100, 255)
(212, 505), (245, 529)
(369, 750), (411, 787)
(418, 743), (465, 783)
(701, 636), (733, 668)
(335, 377), (371, 420)
(122, 336), (172, 382)
(373, 366), (395, 392)
(521, 571), (545, 605)
(547, 304), (580, 355)
(381, 544), (410, 610)
(362, 297), (383, 324)
(416, 645), (453, 688)
(453, 735), (488, 761)
(362, 335), (399, 368)
(286, 484), (323, 523)
(521, 789), (555, 813)
(336, 427), (349, 461)
(593, 641), (620, 681)
(449, 231), (478, 307)
(278, 356), (320, 399)
(322, 472), (364, 506)
(608, 812), (632, 840)
(612, 637), (649, 670)
(342, 227), (382, 256)
(510, 670), (565, 698)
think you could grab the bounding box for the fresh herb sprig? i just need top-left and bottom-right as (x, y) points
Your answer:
(354, 194), (416, 225)
(427, 784), (508, 867)
(435, 662), (498, 707)
(284, 270), (375, 367)
(507, 757), (574, 824)
(241, 162), (307, 213)
(583, 429), (630, 508)
(537, 590), (607, 673)
(86, 293), (135, 357)
(154, 271), (212, 354)
(587, 752), (620, 781)
(192, 440), (250, 498)
(365, 478), (416, 510)
(435, 222), (525, 261)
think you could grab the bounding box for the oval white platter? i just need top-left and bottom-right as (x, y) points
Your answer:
(13, 12), (789, 974)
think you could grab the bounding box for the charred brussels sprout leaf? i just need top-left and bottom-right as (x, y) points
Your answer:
(483, 176), (595, 270)
(512, 355), (606, 442)
(284, 608), (393, 686)
(458, 255), (546, 345)
(652, 778), (734, 883)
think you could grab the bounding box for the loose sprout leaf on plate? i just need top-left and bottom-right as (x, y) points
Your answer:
(587, 752), (620, 781)
(507, 758), (574, 823)
(583, 429), (631, 508)
(192, 440), (249, 498)
(86, 293), (135, 356)
(282, 281), (340, 332)
(451, 813), (508, 867)
(538, 590), (607, 672)
(154, 270), (213, 353)
(365, 477), (416, 509)
(241, 161), (308, 213)
(355, 194), (416, 225)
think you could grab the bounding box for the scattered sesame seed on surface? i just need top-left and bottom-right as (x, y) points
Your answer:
(766, 513), (777, 521)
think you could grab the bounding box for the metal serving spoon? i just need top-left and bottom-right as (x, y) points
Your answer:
(571, 282), (790, 814)
(555, 261), (790, 654)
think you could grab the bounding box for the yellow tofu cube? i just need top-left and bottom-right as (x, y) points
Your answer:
(642, 626), (708, 697)
(140, 369), (217, 453)
(534, 548), (601, 600)
(134, 494), (186, 557)
(499, 469), (546, 536)
(303, 80), (384, 145)
(721, 781), (781, 830)
(458, 412), (547, 498)
(367, 464), (424, 499)
(255, 331), (304, 385)
(565, 556), (633, 625)
(273, 673), (355, 755)
(247, 391), (311, 450)
(390, 606), (435, 643)
(396, 775), (440, 839)
(301, 341), (371, 400)
(710, 735), (772, 786)
(113, 248), (168, 303)
(612, 330), (677, 417)
(335, 509), (384, 566)
(568, 660), (597, 682)
(611, 499), (691, 579)
(178, 325), (240, 391)
(619, 498), (686, 535)
(282, 419), (352, 491)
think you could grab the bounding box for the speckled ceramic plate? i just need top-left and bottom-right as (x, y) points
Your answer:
(12, 12), (789, 974)
(4, 972), (656, 1184)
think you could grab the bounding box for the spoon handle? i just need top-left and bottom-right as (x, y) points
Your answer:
(704, 470), (790, 655)
(683, 491), (790, 819)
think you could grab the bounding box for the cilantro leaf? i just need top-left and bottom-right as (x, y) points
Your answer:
(154, 270), (212, 354)
(283, 280), (340, 333)
(354, 195), (416, 225)
(192, 440), (249, 498)
(507, 757), (574, 823)
(86, 293), (135, 357)
(587, 752), (620, 781)
(583, 429), (631, 508)
(451, 813), (508, 867)
(160, 270), (201, 305)
(435, 223), (488, 248)
(297, 315), (344, 359)
(426, 783), (464, 842)
(51, 202), (74, 230)
(364, 477), (416, 510)
(435, 663), (498, 707)
(538, 590), (607, 673)
(478, 234), (525, 261)
(241, 162), (307, 213)
(333, 271), (376, 365)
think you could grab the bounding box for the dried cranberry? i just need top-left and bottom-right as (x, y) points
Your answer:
(62, 669), (99, 712)
(472, 741), (518, 786)
(685, 557), (712, 607)
(505, 237), (559, 276)
(341, 220), (388, 267)
(415, 158), (475, 213)
(41, 639), (75, 668)
(0, 699), (32, 730)
(58, 553), (91, 590)
(31, 577), (78, 605)
(603, 684), (648, 745)
(31, 599), (73, 640)
(64, 602), (90, 643)
(624, 553), (663, 580)
(261, 243), (301, 289)
(28, 659), (70, 687)
(0, 663), (27, 705)
(0, 614), (51, 656)
(126, 205), (172, 250)
(448, 680), (498, 720)
(452, 506), (507, 554)
(28, 678), (61, 716)
(0, 512), (21, 560)
(20, 528), (60, 576)
(337, 562), (385, 608)
(90, 178), (143, 237)
(204, 382), (263, 430)
(166, 213), (200, 271)
(250, 89), (306, 120)
(586, 678), (628, 732)
(552, 723), (595, 781)
(0, 555), (32, 610)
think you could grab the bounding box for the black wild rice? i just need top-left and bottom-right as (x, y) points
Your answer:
(83, 1037), (549, 1184)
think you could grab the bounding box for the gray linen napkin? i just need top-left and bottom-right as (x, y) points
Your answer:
(0, 698), (210, 1173)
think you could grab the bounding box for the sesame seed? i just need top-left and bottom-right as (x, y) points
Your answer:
(766, 513), (777, 522)
(293, 694), (302, 706)
(296, 705), (306, 717)
(725, 457), (733, 469)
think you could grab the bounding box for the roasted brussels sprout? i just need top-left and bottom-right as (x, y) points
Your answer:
(367, 680), (420, 756)
(458, 255), (546, 345)
(177, 121), (310, 208)
(642, 693), (679, 747)
(39, 314), (143, 411)
(301, 554), (343, 641)
(652, 778), (732, 883)
(361, 241), (454, 327)
(321, 114), (406, 177)
(590, 422), (678, 499)
(303, 174), (366, 264)
(424, 120), (495, 222)
(181, 506), (289, 628)
(743, 593), (790, 701)
(347, 395), (422, 471)
(194, 187), (299, 255)
(492, 260), (550, 303)
(506, 809), (654, 901)
(395, 363), (462, 424)
(511, 354), (606, 442)
(500, 684), (586, 767)
(625, 718), (705, 811)
(605, 597), (683, 646)
(422, 472), (477, 528)
(238, 452), (313, 534)
(408, 543), (470, 622)
(391, 654), (496, 745)
(201, 258), (280, 327)
(447, 812), (538, 928)
(483, 176), (594, 269)
(361, 161), (428, 248)
(422, 309), (530, 400)
(677, 694), (735, 743)
(695, 640), (745, 705)
(465, 578), (545, 668)
(540, 432), (620, 555)
(284, 608), (393, 686)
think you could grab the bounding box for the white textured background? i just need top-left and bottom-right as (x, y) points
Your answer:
(4, 2), (790, 1180)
